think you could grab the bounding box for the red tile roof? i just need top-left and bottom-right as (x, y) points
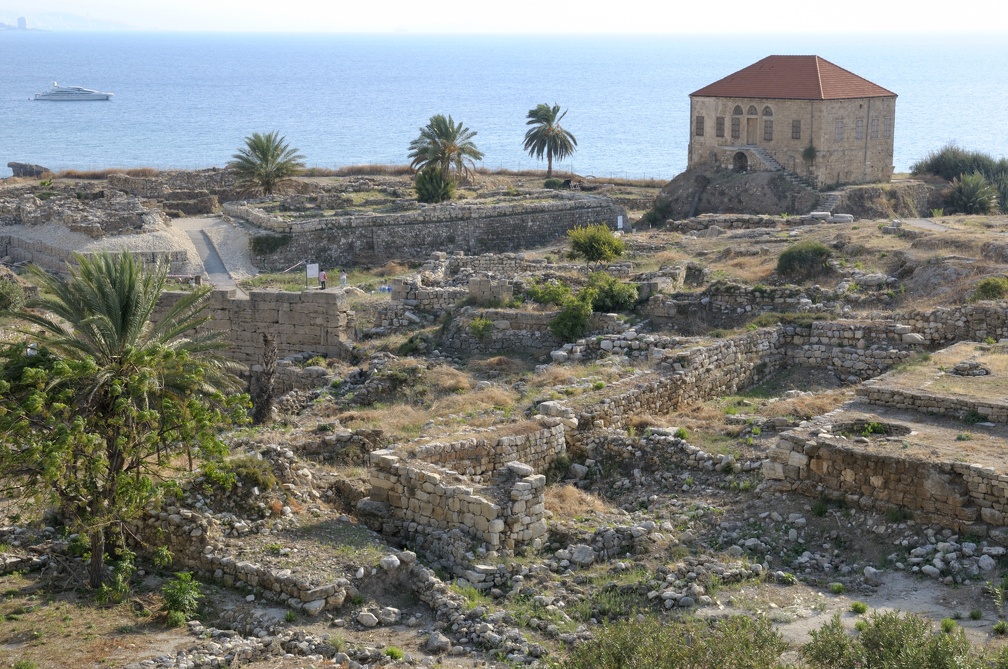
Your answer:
(691, 55), (896, 100)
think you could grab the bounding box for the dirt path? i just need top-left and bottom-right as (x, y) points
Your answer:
(172, 216), (253, 296)
(903, 217), (952, 232)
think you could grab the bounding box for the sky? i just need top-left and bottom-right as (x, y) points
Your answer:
(2, 0), (1006, 33)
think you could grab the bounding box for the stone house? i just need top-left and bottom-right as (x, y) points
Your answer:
(688, 55), (896, 188)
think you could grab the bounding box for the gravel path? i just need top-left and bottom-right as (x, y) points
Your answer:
(176, 215), (258, 281)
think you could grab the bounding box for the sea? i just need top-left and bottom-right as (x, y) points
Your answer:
(1, 31), (1006, 180)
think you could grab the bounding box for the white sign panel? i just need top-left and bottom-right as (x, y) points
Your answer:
(306, 263), (319, 279)
(617, 215), (624, 230)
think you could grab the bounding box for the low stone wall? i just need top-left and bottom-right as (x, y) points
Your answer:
(642, 282), (829, 331)
(230, 196), (625, 269)
(786, 321), (918, 381)
(667, 213), (791, 233)
(856, 384), (1008, 424)
(156, 289), (355, 366)
(765, 429), (1008, 541)
(411, 419), (566, 479)
(366, 452), (547, 556)
(0, 234), (188, 274)
(109, 169), (235, 198)
(893, 303), (1008, 347)
(442, 308), (624, 356)
(446, 252), (552, 276)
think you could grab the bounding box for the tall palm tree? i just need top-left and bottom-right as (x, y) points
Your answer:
(8, 252), (242, 587)
(228, 131), (306, 196)
(408, 114), (484, 183)
(523, 103), (578, 178)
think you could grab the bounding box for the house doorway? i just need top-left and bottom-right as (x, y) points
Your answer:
(733, 152), (748, 172)
(746, 118), (757, 144)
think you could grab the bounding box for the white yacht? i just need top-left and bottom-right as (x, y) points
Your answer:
(34, 82), (113, 101)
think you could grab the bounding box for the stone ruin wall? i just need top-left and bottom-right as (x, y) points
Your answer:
(642, 283), (830, 331)
(765, 431), (1008, 542)
(440, 308), (625, 356)
(410, 419), (566, 479)
(230, 197), (626, 270)
(108, 170), (236, 198)
(157, 289), (356, 367)
(0, 234), (188, 274)
(856, 384), (1008, 424)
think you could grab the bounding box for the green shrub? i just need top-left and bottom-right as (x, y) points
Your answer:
(152, 546), (173, 570)
(250, 234), (292, 256)
(802, 611), (985, 669)
(550, 294), (594, 342)
(940, 617), (957, 633)
(851, 601), (868, 615)
(13, 661), (38, 669)
(162, 572), (203, 621)
(0, 280), (26, 312)
(285, 610), (297, 623)
(414, 167), (456, 203)
(995, 620), (1008, 635)
(551, 615), (787, 669)
(829, 582), (845, 594)
(525, 278), (572, 306)
(971, 276), (1008, 301)
(97, 550), (135, 605)
(385, 647), (405, 660)
(948, 171), (998, 214)
(543, 178), (564, 189)
(585, 272), (638, 313)
(969, 609), (982, 620)
(229, 454), (277, 491)
(567, 224), (625, 267)
(674, 427), (688, 440)
(199, 461), (236, 493)
(166, 610), (187, 628)
(776, 241), (833, 282)
(469, 316), (493, 340)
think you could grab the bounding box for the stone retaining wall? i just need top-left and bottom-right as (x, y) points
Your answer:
(109, 169), (235, 198)
(0, 234), (188, 274)
(856, 384), (1008, 424)
(642, 282), (829, 330)
(156, 289), (355, 366)
(230, 197), (625, 269)
(666, 213), (792, 233)
(411, 419), (566, 479)
(765, 429), (1008, 541)
(442, 308), (625, 356)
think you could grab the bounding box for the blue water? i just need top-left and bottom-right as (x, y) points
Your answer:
(1, 32), (1006, 179)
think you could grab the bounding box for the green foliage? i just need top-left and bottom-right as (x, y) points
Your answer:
(385, 647), (405, 660)
(524, 103), (577, 178)
(469, 316), (493, 341)
(674, 427), (689, 440)
(940, 617), (957, 633)
(802, 144), (818, 164)
(543, 178), (565, 190)
(162, 572), (203, 621)
(948, 171), (998, 214)
(829, 582), (845, 594)
(913, 144), (1008, 212)
(13, 660), (38, 669)
(995, 620), (1008, 635)
(97, 549), (135, 605)
(228, 454), (278, 492)
(550, 615), (787, 669)
(0, 252), (247, 588)
(567, 224), (625, 268)
(152, 546), (173, 570)
(249, 234), (292, 256)
(851, 601), (869, 615)
(228, 131), (305, 195)
(414, 166), (457, 203)
(777, 240), (833, 282)
(200, 460), (236, 493)
(969, 609), (982, 620)
(525, 278), (572, 305)
(971, 276), (1008, 302)
(802, 611), (985, 669)
(165, 610), (187, 628)
(285, 610), (297, 623)
(549, 294), (594, 342)
(0, 279), (26, 312)
(585, 272), (638, 313)
(408, 114), (483, 182)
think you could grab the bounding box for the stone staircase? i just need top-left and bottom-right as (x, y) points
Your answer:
(742, 145), (844, 214)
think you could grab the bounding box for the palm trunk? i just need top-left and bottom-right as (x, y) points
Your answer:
(547, 154), (553, 179)
(89, 530), (105, 588)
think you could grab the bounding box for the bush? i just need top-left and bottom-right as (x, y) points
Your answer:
(551, 615), (787, 669)
(777, 240), (832, 282)
(550, 294), (594, 342)
(567, 224), (625, 267)
(585, 272), (638, 312)
(469, 316), (493, 340)
(544, 178), (564, 189)
(851, 601), (868, 615)
(802, 611), (985, 669)
(525, 278), (572, 306)
(228, 454), (277, 491)
(913, 144), (1008, 212)
(162, 572), (203, 621)
(385, 647), (405, 660)
(0, 279), (26, 312)
(948, 171), (998, 214)
(414, 167), (456, 203)
(971, 276), (1008, 301)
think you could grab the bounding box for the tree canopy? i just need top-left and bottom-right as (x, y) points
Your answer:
(0, 252), (247, 588)
(407, 114), (484, 184)
(567, 223), (625, 269)
(228, 130), (306, 196)
(523, 103), (577, 178)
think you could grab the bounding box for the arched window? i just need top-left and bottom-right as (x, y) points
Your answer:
(732, 105), (744, 116)
(747, 105), (758, 115)
(763, 106), (773, 116)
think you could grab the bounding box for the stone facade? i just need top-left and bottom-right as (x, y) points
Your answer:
(228, 197), (626, 270)
(156, 289), (356, 366)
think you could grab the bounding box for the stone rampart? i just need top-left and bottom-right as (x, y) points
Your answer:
(230, 197), (625, 269)
(156, 289), (355, 366)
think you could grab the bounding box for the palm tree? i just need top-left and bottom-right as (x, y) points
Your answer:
(228, 131), (306, 196)
(6, 252), (242, 588)
(523, 103), (578, 178)
(407, 114), (484, 183)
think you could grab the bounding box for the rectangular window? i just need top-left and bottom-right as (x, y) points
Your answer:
(871, 117), (879, 140)
(731, 117), (740, 139)
(695, 115), (704, 137)
(835, 119), (845, 141)
(791, 120), (801, 140)
(716, 116), (725, 138)
(763, 120), (773, 142)
(883, 116), (893, 138)
(855, 118), (864, 140)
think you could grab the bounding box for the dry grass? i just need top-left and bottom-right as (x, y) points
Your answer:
(301, 164), (414, 177)
(54, 167), (160, 179)
(337, 404), (430, 437)
(428, 365), (474, 394)
(466, 355), (533, 377)
(430, 386), (518, 416)
(544, 484), (612, 518)
(762, 390), (850, 421)
(528, 363), (609, 389)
